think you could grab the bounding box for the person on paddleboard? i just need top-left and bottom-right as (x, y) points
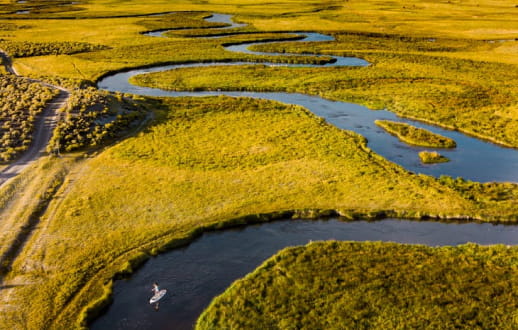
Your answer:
(152, 282), (160, 295)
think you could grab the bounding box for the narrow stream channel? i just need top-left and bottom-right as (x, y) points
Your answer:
(90, 218), (518, 330)
(91, 13), (518, 329)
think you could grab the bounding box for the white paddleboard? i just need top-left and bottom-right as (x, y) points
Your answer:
(149, 289), (167, 304)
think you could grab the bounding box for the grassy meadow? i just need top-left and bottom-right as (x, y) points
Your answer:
(197, 241), (518, 329)
(131, 49), (518, 147)
(3, 96), (516, 329)
(0, 0), (517, 329)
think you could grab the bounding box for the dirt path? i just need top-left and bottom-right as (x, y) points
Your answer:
(0, 51), (70, 188)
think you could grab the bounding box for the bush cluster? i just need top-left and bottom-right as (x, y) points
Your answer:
(0, 74), (58, 162)
(48, 88), (146, 153)
(419, 150), (450, 163)
(0, 40), (107, 58)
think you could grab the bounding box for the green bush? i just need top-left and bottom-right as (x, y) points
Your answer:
(0, 40), (107, 58)
(47, 88), (147, 153)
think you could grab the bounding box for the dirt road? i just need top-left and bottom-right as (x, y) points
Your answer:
(0, 51), (69, 188)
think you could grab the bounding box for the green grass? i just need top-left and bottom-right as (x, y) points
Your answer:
(375, 120), (456, 148)
(4, 96), (516, 329)
(419, 151), (450, 164)
(197, 241), (518, 329)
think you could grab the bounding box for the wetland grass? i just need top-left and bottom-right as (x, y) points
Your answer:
(375, 120), (456, 148)
(0, 1), (517, 328)
(2, 1), (515, 146)
(131, 49), (517, 147)
(419, 151), (450, 164)
(197, 241), (518, 329)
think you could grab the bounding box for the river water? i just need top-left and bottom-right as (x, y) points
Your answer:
(90, 218), (518, 330)
(92, 13), (518, 330)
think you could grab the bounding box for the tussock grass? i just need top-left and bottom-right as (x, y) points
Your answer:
(197, 241), (518, 329)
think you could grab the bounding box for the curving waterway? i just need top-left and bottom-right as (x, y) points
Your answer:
(92, 13), (518, 330)
(98, 14), (518, 183)
(91, 218), (518, 330)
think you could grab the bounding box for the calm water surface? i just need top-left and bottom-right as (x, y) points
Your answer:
(91, 218), (518, 330)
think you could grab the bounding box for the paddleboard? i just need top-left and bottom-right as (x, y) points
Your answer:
(149, 289), (167, 304)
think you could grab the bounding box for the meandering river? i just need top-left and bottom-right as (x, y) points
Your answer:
(98, 14), (518, 183)
(92, 13), (518, 330)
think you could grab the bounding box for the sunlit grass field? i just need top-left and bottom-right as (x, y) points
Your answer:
(0, 0), (517, 328)
(131, 49), (517, 147)
(3, 96), (517, 329)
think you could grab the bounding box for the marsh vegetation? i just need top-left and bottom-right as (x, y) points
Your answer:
(419, 151), (450, 164)
(3, 96), (517, 329)
(198, 241), (518, 329)
(375, 120), (456, 148)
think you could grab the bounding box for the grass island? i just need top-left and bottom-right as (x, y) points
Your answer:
(375, 120), (457, 149)
(197, 241), (518, 329)
(419, 150), (451, 164)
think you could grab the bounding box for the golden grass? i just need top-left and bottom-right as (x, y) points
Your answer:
(0, 156), (72, 270)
